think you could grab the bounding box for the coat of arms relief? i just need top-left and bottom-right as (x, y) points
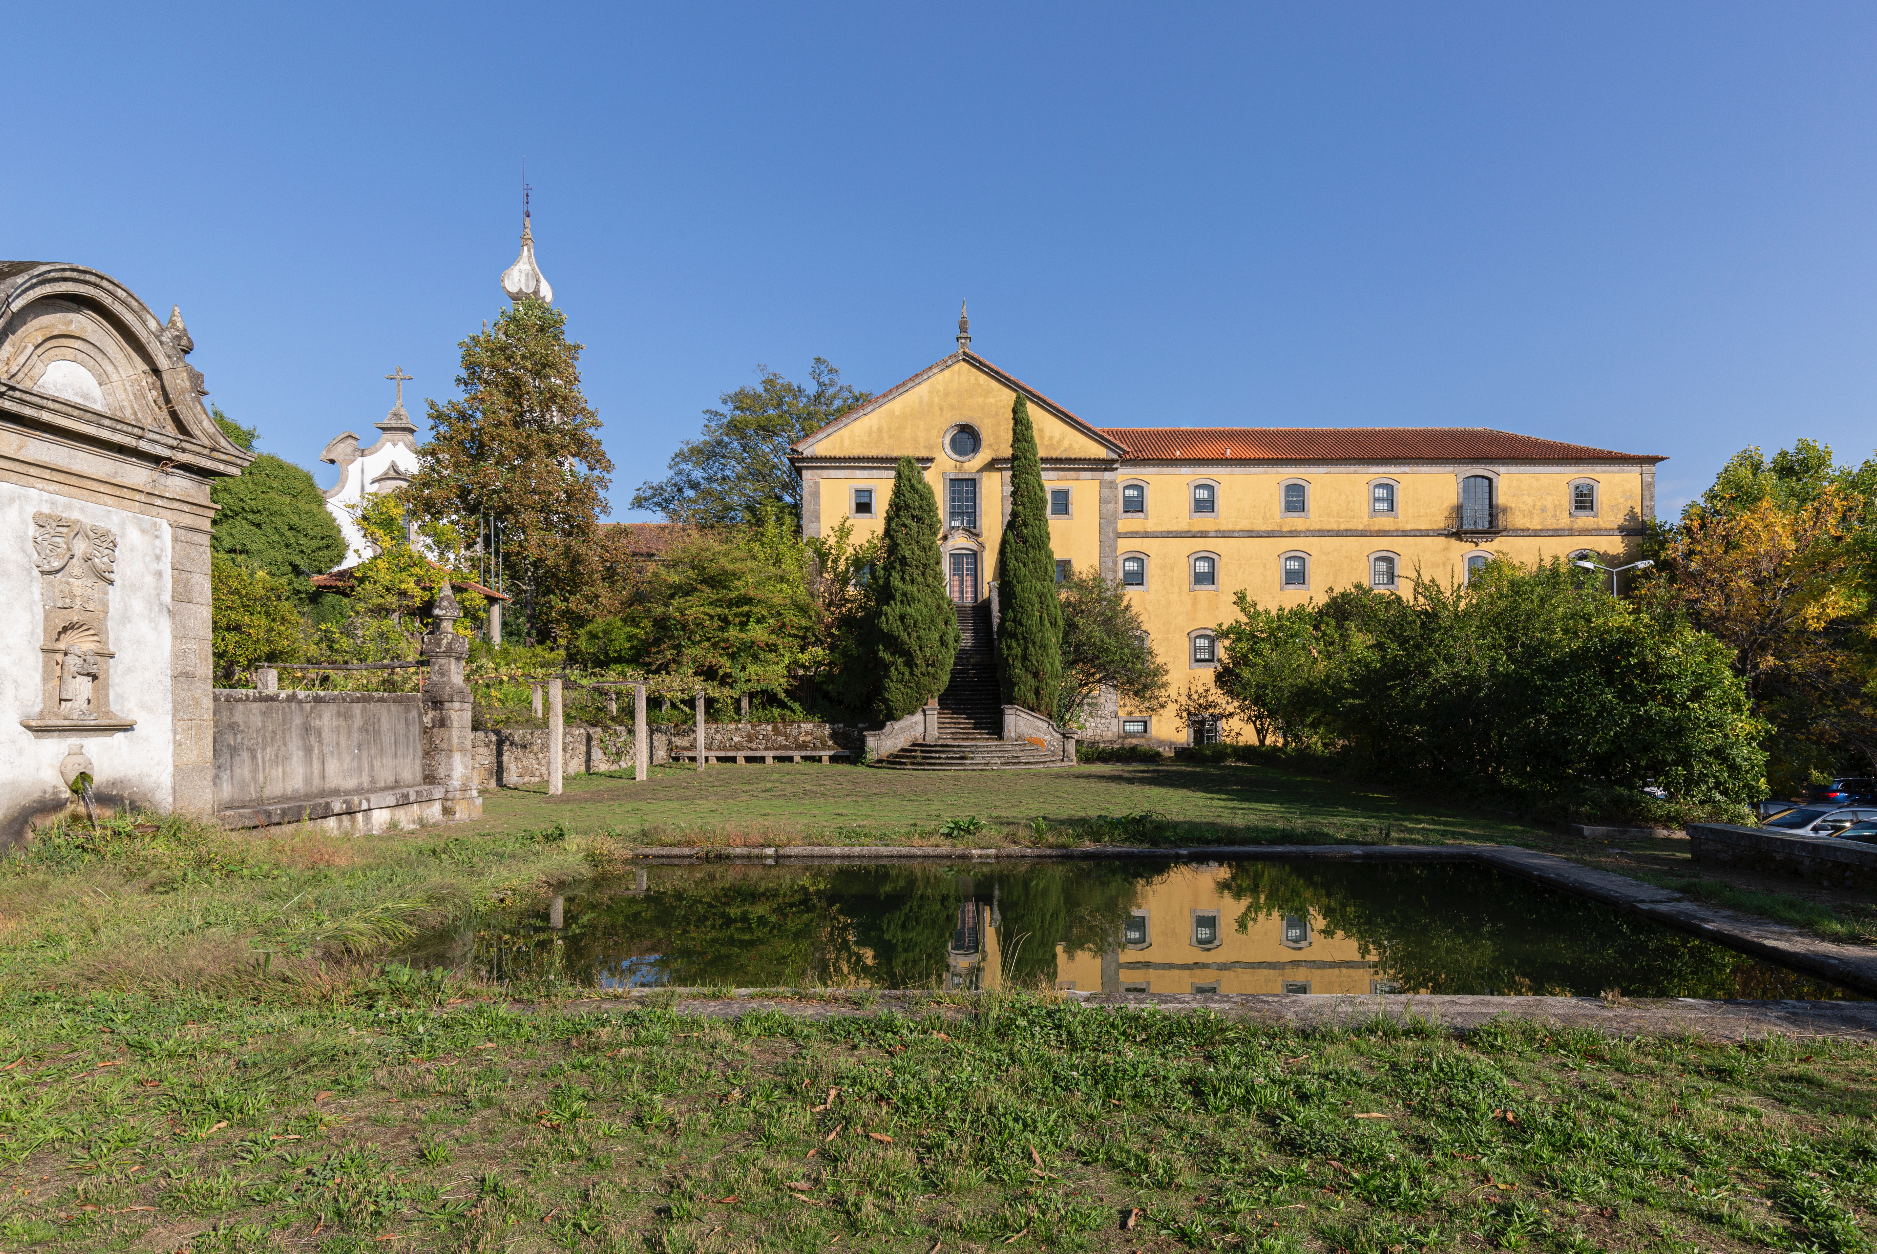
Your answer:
(24, 511), (132, 731)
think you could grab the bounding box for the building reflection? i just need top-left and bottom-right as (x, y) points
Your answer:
(946, 877), (1003, 991)
(1055, 863), (1384, 995)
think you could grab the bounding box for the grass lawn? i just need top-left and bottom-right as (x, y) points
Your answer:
(471, 761), (1546, 845)
(1, 993), (1871, 1253)
(1, 761), (1873, 1251)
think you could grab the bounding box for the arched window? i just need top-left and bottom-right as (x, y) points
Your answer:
(1371, 481), (1397, 515)
(1191, 555), (1216, 587)
(1283, 482), (1308, 514)
(1282, 554), (1308, 587)
(1570, 479), (1598, 515)
(1465, 553), (1491, 583)
(1191, 482), (1216, 514)
(1191, 633), (1216, 665)
(1121, 555), (1146, 586)
(1121, 482), (1146, 514)
(1371, 555), (1397, 588)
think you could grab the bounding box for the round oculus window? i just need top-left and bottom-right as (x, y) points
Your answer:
(947, 426), (981, 459)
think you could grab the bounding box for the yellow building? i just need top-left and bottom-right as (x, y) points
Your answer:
(1051, 864), (1379, 996)
(790, 318), (1664, 744)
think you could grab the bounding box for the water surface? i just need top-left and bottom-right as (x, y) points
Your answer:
(412, 859), (1863, 1000)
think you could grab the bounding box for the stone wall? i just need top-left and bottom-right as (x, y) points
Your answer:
(474, 726), (639, 789)
(213, 690), (424, 810)
(1688, 822), (1877, 892)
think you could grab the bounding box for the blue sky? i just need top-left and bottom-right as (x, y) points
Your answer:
(6, 3), (1873, 520)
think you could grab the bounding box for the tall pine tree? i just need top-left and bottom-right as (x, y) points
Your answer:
(407, 298), (617, 645)
(871, 456), (960, 719)
(997, 393), (1063, 713)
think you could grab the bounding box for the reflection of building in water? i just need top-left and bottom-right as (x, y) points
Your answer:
(1055, 864), (1383, 994)
(947, 879), (1003, 991)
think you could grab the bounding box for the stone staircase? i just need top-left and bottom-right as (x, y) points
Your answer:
(872, 603), (1073, 770)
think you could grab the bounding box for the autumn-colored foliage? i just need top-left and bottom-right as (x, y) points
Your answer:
(1645, 441), (1877, 787)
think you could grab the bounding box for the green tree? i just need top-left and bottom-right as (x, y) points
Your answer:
(869, 457), (959, 720)
(313, 492), (485, 663)
(1643, 439), (1877, 789)
(407, 298), (614, 645)
(1054, 570), (1168, 726)
(996, 394), (1062, 714)
(1214, 561), (1766, 817)
(631, 359), (871, 526)
(209, 553), (304, 679)
(572, 511), (821, 693)
(206, 419), (347, 600)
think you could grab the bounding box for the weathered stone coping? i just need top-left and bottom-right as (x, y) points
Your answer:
(219, 783), (445, 829)
(591, 842), (1877, 997)
(1689, 821), (1877, 891)
(213, 690), (421, 704)
(519, 991), (1877, 1041)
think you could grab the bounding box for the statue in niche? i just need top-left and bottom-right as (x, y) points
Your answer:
(59, 648), (99, 720)
(28, 513), (121, 729)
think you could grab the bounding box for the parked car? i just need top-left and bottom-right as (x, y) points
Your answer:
(1836, 820), (1877, 845)
(1761, 805), (1877, 837)
(1805, 777), (1877, 804)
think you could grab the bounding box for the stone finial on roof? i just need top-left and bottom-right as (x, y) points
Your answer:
(500, 211), (554, 305)
(164, 305), (194, 356)
(375, 366), (418, 445)
(956, 300), (971, 354)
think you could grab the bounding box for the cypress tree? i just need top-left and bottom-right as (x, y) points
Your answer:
(871, 456), (960, 719)
(997, 393), (1063, 713)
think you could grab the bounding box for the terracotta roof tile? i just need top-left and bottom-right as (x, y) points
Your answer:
(1099, 427), (1664, 463)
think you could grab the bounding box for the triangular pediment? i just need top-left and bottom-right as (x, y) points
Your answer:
(791, 351), (1126, 464)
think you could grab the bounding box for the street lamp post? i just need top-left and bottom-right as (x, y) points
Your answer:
(1572, 558), (1654, 595)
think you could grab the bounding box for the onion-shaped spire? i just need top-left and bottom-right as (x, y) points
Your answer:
(500, 211), (553, 304)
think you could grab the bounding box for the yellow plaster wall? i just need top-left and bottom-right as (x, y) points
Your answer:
(810, 360), (1111, 576)
(1052, 864), (1377, 995)
(807, 360), (1112, 461)
(1113, 467), (1649, 734)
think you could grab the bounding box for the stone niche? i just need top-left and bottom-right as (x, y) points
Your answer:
(0, 261), (250, 844)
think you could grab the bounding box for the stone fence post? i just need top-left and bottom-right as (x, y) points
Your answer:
(548, 677), (563, 796)
(694, 691), (707, 769)
(254, 666), (277, 693)
(421, 582), (482, 821)
(633, 684), (648, 781)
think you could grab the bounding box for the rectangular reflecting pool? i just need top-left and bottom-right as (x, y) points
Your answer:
(408, 859), (1865, 1001)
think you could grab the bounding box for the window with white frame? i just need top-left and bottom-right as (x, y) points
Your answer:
(1283, 482), (1308, 515)
(948, 478), (978, 530)
(1191, 482), (1216, 514)
(1122, 483), (1145, 514)
(1192, 911), (1221, 947)
(1571, 480), (1598, 514)
(1283, 554), (1308, 587)
(1121, 717), (1149, 736)
(1124, 912), (1150, 946)
(1371, 554), (1397, 588)
(1049, 487), (1071, 517)
(1191, 555), (1216, 587)
(1191, 633), (1216, 665)
(1371, 481), (1397, 514)
(1466, 553), (1491, 582)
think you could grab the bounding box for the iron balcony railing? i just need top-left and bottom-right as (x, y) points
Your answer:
(1454, 503), (1502, 533)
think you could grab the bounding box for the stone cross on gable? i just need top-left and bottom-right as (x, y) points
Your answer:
(385, 366), (413, 408)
